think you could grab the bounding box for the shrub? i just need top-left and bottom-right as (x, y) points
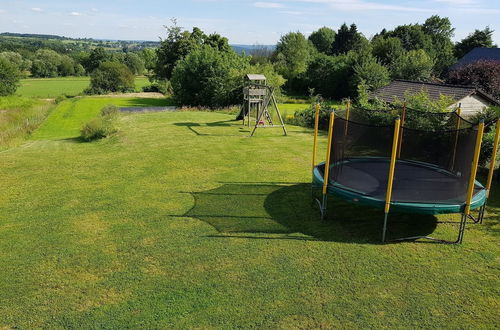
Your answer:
(142, 80), (173, 95)
(80, 104), (119, 141)
(86, 62), (135, 95)
(0, 57), (21, 96)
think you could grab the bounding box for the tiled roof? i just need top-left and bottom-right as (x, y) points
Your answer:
(453, 47), (500, 69)
(371, 80), (478, 103)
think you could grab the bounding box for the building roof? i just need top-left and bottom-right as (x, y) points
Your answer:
(453, 47), (500, 69)
(370, 80), (500, 106)
(246, 74), (266, 81)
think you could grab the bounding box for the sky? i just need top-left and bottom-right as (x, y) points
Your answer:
(0, 0), (499, 45)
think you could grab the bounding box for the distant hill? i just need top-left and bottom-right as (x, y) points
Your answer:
(231, 44), (276, 54)
(0, 32), (276, 54)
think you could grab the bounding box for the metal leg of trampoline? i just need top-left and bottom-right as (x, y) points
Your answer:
(478, 202), (487, 224)
(386, 213), (468, 244)
(320, 194), (328, 220)
(382, 213), (389, 243)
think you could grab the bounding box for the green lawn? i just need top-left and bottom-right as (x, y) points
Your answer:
(17, 76), (151, 98)
(0, 97), (498, 328)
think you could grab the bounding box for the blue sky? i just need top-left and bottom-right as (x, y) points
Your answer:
(0, 0), (499, 45)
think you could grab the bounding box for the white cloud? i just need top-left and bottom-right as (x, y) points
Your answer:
(31, 7), (42, 12)
(254, 2), (285, 8)
(70, 12), (81, 16)
(91, 8), (98, 12)
(293, 0), (431, 12)
(0, 9), (6, 14)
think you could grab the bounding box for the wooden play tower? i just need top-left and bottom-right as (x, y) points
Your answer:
(236, 74), (287, 136)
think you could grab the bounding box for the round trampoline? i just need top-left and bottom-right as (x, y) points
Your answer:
(313, 158), (486, 215)
(309, 104), (500, 243)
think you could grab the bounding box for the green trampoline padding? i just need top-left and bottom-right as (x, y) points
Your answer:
(313, 158), (486, 215)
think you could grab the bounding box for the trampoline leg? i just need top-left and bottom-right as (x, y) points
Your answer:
(382, 213), (389, 243)
(458, 213), (467, 244)
(479, 202), (487, 224)
(320, 194), (328, 220)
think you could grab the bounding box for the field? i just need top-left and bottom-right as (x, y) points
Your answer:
(0, 96), (498, 328)
(17, 76), (151, 98)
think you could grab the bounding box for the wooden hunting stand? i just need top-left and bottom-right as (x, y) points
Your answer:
(236, 74), (287, 136)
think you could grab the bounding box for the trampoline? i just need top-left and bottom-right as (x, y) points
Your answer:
(310, 104), (500, 244)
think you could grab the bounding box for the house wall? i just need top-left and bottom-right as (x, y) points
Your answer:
(448, 94), (491, 117)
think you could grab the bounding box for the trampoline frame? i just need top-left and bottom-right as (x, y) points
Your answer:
(310, 103), (500, 244)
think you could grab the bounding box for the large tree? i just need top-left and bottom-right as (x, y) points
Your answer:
(331, 23), (363, 55)
(422, 15), (456, 75)
(309, 27), (336, 55)
(391, 49), (434, 81)
(448, 60), (500, 101)
(273, 32), (313, 80)
(455, 27), (497, 59)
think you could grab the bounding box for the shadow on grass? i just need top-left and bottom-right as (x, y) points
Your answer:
(125, 97), (176, 107)
(173, 121), (249, 137)
(182, 183), (439, 244)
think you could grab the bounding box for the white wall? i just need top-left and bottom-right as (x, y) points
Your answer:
(448, 94), (491, 117)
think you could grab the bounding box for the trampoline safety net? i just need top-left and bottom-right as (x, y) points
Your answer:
(325, 108), (480, 205)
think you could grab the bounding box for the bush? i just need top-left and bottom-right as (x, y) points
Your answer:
(469, 107), (500, 165)
(86, 62), (135, 95)
(0, 57), (21, 96)
(171, 45), (249, 107)
(80, 104), (119, 141)
(142, 80), (173, 95)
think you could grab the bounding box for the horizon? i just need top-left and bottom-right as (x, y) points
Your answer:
(0, 0), (499, 45)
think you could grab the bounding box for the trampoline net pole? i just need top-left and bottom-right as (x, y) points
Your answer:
(450, 105), (462, 171)
(384, 117), (401, 214)
(322, 112), (335, 196)
(486, 119), (500, 198)
(397, 103), (406, 158)
(312, 104), (321, 174)
(464, 121), (485, 216)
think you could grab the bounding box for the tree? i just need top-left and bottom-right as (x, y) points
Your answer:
(386, 24), (432, 52)
(353, 59), (390, 92)
(249, 44), (274, 65)
(171, 45), (249, 107)
(422, 15), (456, 75)
(58, 55), (76, 76)
(305, 53), (350, 99)
(391, 49), (434, 81)
(448, 60), (500, 101)
(0, 57), (21, 96)
(331, 23), (363, 55)
(87, 62), (135, 94)
(84, 47), (109, 73)
(273, 32), (313, 80)
(124, 53), (145, 75)
(155, 21), (232, 80)
(140, 48), (157, 72)
(371, 37), (404, 66)
(30, 49), (61, 77)
(0, 51), (31, 74)
(309, 27), (336, 54)
(455, 27), (497, 59)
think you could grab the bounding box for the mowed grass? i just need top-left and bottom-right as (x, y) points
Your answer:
(0, 97), (498, 328)
(17, 76), (151, 98)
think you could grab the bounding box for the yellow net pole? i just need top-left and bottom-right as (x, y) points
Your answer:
(312, 104), (321, 173)
(384, 118), (402, 214)
(486, 119), (500, 198)
(451, 105), (462, 171)
(464, 121), (485, 216)
(344, 99), (351, 138)
(397, 102), (406, 158)
(322, 112), (335, 195)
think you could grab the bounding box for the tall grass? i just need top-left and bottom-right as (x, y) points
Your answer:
(0, 96), (54, 149)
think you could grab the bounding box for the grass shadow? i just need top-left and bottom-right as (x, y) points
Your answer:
(182, 183), (439, 244)
(173, 121), (248, 137)
(125, 97), (176, 107)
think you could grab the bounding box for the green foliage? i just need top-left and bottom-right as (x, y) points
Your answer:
(0, 51), (31, 76)
(393, 89), (455, 112)
(331, 23), (364, 55)
(371, 37), (404, 66)
(31, 49), (61, 77)
(140, 48), (157, 72)
(447, 60), (500, 101)
(142, 80), (173, 95)
(171, 45), (250, 107)
(155, 21), (231, 80)
(86, 62), (135, 95)
(386, 24), (433, 52)
(391, 49), (434, 81)
(353, 59), (390, 93)
(454, 27), (497, 59)
(245, 63), (285, 96)
(81, 104), (119, 141)
(124, 53), (145, 75)
(305, 53), (350, 99)
(84, 47), (110, 73)
(469, 107), (500, 165)
(308, 27), (336, 54)
(422, 15), (456, 75)
(0, 57), (21, 96)
(274, 32), (313, 81)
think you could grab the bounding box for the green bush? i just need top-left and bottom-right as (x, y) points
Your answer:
(80, 104), (119, 141)
(86, 62), (135, 95)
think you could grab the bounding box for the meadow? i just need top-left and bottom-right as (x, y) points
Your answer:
(0, 96), (498, 328)
(17, 76), (151, 98)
